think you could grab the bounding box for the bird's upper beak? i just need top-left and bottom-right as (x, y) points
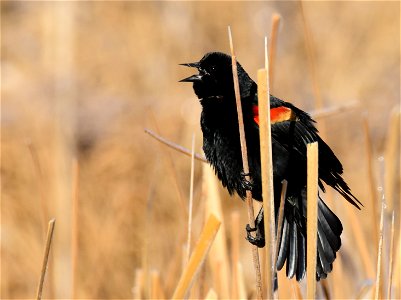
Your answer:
(179, 62), (202, 82)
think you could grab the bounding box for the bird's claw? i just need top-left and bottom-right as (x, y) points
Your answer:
(246, 224), (256, 232)
(245, 224), (265, 248)
(240, 171), (253, 191)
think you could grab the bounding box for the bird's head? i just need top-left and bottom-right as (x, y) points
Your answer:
(180, 52), (255, 102)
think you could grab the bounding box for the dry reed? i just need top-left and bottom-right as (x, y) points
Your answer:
(172, 214), (221, 299)
(145, 128), (207, 163)
(257, 56), (276, 298)
(203, 164), (230, 299)
(387, 211), (395, 299)
(374, 200), (386, 300)
(228, 26), (263, 299)
(268, 14), (281, 92)
(36, 219), (56, 300)
(306, 142), (318, 299)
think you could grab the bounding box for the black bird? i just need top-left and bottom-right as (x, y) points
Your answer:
(180, 52), (362, 282)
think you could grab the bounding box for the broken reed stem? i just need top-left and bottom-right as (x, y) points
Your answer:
(186, 134), (196, 264)
(172, 214), (221, 299)
(306, 142), (318, 300)
(145, 128), (207, 163)
(228, 26), (263, 299)
(36, 219), (56, 300)
(374, 200), (385, 300)
(274, 180), (288, 265)
(387, 211), (395, 299)
(269, 14), (281, 92)
(258, 59), (276, 298)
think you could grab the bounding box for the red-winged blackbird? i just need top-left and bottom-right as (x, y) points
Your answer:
(181, 52), (362, 282)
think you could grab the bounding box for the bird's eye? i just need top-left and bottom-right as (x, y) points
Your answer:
(211, 65), (216, 72)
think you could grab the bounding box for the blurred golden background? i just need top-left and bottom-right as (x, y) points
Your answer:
(2, 1), (400, 299)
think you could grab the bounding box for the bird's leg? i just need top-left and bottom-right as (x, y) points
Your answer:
(245, 207), (265, 248)
(240, 171), (253, 191)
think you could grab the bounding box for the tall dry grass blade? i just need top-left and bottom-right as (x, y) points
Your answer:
(71, 158), (79, 299)
(186, 134), (196, 264)
(363, 115), (379, 250)
(269, 13), (281, 92)
(374, 200), (385, 300)
(258, 62), (276, 298)
(145, 128), (207, 163)
(36, 219), (56, 300)
(384, 109), (400, 212)
(51, 3), (76, 296)
(306, 142), (318, 299)
(203, 164), (230, 299)
(228, 26), (263, 299)
(172, 214), (221, 299)
(230, 211), (240, 299)
(387, 211), (395, 299)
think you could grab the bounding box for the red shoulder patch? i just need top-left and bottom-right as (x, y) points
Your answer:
(252, 105), (296, 126)
(252, 105), (260, 125)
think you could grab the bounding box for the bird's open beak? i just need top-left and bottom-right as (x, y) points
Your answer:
(180, 62), (200, 68)
(179, 74), (202, 82)
(179, 62), (202, 82)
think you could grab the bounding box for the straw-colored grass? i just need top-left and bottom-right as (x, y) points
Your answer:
(172, 214), (221, 299)
(306, 142), (319, 299)
(3, 2), (400, 299)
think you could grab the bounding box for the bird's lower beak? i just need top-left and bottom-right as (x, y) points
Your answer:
(179, 74), (202, 82)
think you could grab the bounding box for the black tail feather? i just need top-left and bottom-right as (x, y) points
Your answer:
(275, 194), (343, 283)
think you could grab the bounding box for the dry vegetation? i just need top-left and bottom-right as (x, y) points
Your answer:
(1, 1), (400, 299)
